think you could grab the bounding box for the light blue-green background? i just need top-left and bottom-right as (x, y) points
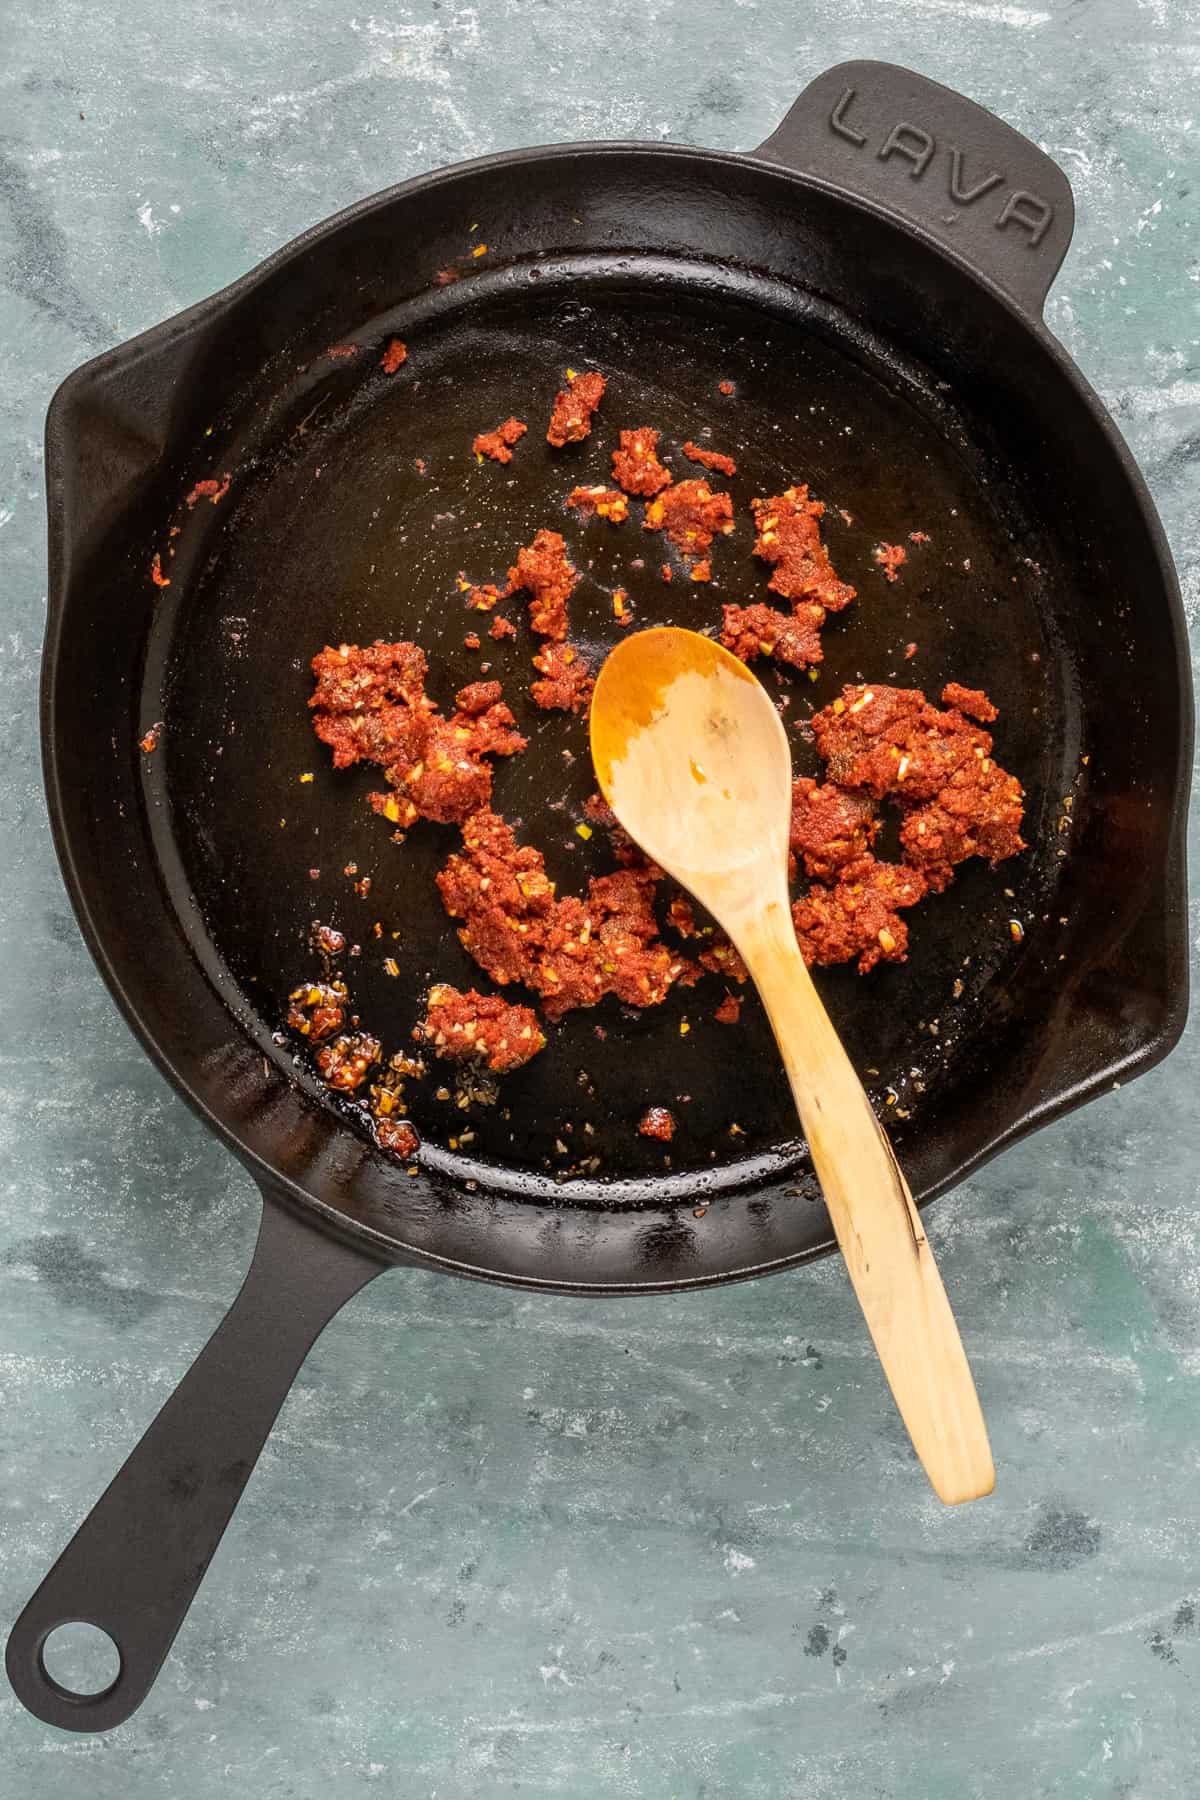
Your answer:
(2, 3), (1198, 1795)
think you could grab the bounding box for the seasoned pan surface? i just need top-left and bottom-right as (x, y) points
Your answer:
(150, 263), (1066, 1202)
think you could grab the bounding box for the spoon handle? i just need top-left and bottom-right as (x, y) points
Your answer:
(739, 908), (994, 1505)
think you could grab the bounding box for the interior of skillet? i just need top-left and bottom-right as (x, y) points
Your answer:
(149, 254), (1071, 1201)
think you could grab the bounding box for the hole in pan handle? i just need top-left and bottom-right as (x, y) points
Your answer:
(751, 60), (1075, 319)
(4, 1189), (385, 1732)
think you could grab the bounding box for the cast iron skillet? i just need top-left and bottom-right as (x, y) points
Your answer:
(8, 62), (1191, 1730)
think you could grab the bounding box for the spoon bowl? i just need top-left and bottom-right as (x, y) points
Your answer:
(592, 628), (792, 884)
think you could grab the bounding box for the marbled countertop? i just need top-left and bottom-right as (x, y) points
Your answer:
(2, 3), (1198, 1795)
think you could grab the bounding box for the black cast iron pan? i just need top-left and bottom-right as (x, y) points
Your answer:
(9, 62), (1191, 1730)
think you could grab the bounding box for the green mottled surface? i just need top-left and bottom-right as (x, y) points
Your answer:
(1, 3), (1198, 1795)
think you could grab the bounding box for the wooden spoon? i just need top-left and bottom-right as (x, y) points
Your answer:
(590, 627), (994, 1505)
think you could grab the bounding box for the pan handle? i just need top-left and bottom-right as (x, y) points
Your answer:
(752, 61), (1074, 317)
(5, 1186), (385, 1732)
